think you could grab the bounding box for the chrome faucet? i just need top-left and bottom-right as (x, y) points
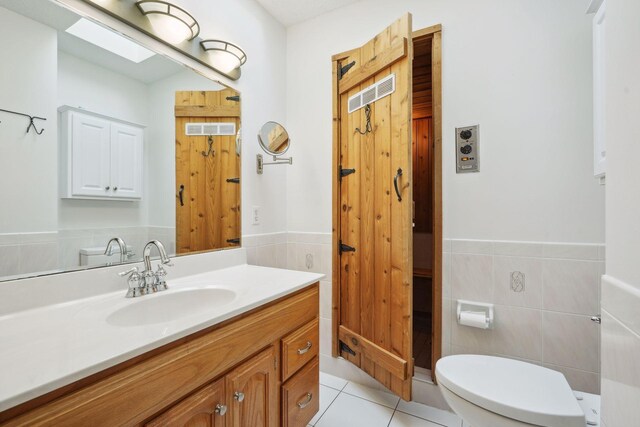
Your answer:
(119, 240), (172, 298)
(104, 237), (127, 263)
(141, 240), (172, 293)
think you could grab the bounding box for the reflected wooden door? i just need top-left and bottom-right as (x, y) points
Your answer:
(332, 14), (414, 400)
(175, 89), (241, 254)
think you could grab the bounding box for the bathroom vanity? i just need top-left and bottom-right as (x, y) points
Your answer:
(0, 253), (322, 426)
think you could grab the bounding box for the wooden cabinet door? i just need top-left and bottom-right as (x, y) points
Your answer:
(145, 378), (227, 427)
(71, 112), (111, 197)
(332, 14), (414, 400)
(225, 346), (278, 427)
(110, 122), (143, 199)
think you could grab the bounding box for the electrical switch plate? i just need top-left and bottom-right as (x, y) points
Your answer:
(456, 125), (479, 173)
(252, 206), (260, 225)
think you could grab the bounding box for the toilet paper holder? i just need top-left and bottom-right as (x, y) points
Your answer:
(457, 300), (494, 329)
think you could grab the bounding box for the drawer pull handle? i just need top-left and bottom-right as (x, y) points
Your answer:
(215, 404), (227, 416)
(234, 391), (245, 402)
(297, 393), (313, 409)
(297, 341), (312, 355)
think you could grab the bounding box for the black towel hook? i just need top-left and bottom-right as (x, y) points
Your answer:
(0, 108), (47, 135)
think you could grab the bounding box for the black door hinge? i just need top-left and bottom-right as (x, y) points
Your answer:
(339, 240), (356, 255)
(338, 60), (356, 80)
(339, 340), (357, 356)
(226, 95), (240, 102)
(226, 177), (240, 184)
(226, 238), (240, 245)
(339, 166), (356, 181)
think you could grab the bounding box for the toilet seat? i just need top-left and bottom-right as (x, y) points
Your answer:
(435, 355), (585, 427)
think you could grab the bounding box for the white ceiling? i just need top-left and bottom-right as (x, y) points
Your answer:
(255, 0), (360, 26)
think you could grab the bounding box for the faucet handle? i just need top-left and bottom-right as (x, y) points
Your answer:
(118, 267), (139, 277)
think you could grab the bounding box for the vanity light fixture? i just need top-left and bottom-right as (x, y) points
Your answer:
(135, 0), (200, 45)
(200, 39), (247, 72)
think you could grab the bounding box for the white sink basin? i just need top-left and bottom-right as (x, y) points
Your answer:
(107, 288), (237, 327)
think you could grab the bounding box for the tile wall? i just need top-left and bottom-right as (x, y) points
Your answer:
(599, 275), (640, 427)
(445, 239), (604, 394)
(246, 234), (605, 400)
(0, 226), (176, 279)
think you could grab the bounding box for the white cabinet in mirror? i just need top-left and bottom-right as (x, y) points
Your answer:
(59, 106), (144, 200)
(0, 0), (242, 283)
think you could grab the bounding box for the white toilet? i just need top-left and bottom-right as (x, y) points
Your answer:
(435, 355), (600, 427)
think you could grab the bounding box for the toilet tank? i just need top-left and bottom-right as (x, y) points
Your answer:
(79, 246), (134, 266)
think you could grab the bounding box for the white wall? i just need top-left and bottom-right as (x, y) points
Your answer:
(600, 0), (640, 425)
(285, 0), (605, 243)
(0, 6), (58, 233)
(57, 51), (151, 230)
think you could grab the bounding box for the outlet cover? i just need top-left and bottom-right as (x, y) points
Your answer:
(252, 206), (260, 225)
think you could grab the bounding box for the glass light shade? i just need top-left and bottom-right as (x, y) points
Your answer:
(200, 40), (247, 72)
(136, 1), (199, 45)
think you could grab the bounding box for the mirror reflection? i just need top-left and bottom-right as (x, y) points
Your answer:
(258, 121), (290, 155)
(0, 0), (241, 282)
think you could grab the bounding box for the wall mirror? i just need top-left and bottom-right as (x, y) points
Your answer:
(258, 121), (290, 155)
(0, 0), (241, 282)
(256, 121), (292, 174)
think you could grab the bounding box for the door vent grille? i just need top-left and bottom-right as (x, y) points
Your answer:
(185, 122), (236, 136)
(347, 74), (396, 113)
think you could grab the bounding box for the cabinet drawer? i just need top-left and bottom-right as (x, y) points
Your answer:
(281, 318), (319, 381)
(282, 357), (319, 427)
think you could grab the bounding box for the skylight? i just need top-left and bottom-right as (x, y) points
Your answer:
(65, 18), (156, 63)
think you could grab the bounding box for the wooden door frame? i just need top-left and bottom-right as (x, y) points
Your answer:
(331, 24), (443, 382)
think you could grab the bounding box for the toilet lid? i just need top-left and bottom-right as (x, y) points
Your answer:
(435, 355), (585, 427)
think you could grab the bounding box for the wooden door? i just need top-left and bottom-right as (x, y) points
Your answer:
(332, 14), (414, 400)
(175, 89), (241, 254)
(225, 346), (278, 427)
(145, 378), (227, 427)
(110, 122), (143, 199)
(71, 112), (111, 197)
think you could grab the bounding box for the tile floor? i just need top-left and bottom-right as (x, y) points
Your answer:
(311, 372), (464, 427)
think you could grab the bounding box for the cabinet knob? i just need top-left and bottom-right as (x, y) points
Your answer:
(233, 391), (245, 402)
(105, 186), (110, 190)
(214, 403), (227, 416)
(113, 187), (118, 191)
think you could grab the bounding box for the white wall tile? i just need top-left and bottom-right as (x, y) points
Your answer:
(541, 243), (600, 261)
(451, 254), (493, 302)
(319, 280), (332, 319)
(602, 275), (640, 336)
(493, 241), (544, 258)
(493, 256), (542, 309)
(542, 259), (601, 315)
(0, 245), (21, 277)
(492, 305), (542, 361)
(600, 310), (640, 427)
(451, 239), (493, 255)
(542, 311), (599, 372)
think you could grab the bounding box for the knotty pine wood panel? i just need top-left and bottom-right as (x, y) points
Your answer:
(175, 89), (240, 254)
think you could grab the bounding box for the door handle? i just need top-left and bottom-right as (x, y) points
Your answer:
(178, 185), (184, 207)
(393, 168), (403, 202)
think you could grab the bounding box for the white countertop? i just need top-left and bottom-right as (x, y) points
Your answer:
(0, 264), (323, 412)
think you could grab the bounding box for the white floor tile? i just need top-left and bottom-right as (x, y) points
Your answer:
(389, 411), (444, 427)
(343, 381), (400, 408)
(315, 392), (394, 427)
(309, 385), (340, 425)
(320, 371), (349, 391)
(396, 399), (462, 427)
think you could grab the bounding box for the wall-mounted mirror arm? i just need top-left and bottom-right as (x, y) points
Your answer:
(256, 154), (292, 174)
(256, 121), (292, 174)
